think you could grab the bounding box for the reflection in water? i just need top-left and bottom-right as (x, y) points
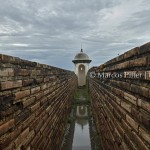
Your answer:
(72, 105), (91, 150)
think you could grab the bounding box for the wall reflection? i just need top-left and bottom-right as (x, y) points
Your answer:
(72, 105), (91, 150)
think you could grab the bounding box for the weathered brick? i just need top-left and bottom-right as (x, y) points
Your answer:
(124, 92), (137, 105)
(44, 89), (50, 95)
(115, 61), (130, 70)
(34, 120), (43, 133)
(0, 54), (15, 63)
(1, 80), (22, 90)
(139, 127), (150, 144)
(124, 134), (138, 150)
(40, 97), (47, 104)
(15, 109), (30, 125)
(35, 91), (44, 100)
(0, 126), (21, 149)
(131, 84), (149, 98)
(131, 131), (149, 150)
(145, 71), (150, 80)
(30, 132), (40, 147)
(3, 142), (15, 150)
(0, 68), (14, 77)
(0, 53), (77, 150)
(121, 141), (130, 150)
(88, 42), (150, 150)
(31, 70), (41, 76)
(22, 114), (35, 129)
(139, 42), (150, 54)
(22, 97), (36, 108)
(44, 77), (50, 82)
(138, 111), (150, 130)
(30, 102), (40, 112)
(0, 119), (15, 136)
(0, 105), (17, 117)
(21, 130), (35, 149)
(112, 87), (124, 98)
(14, 127), (29, 148)
(129, 57), (148, 67)
(23, 79), (34, 86)
(31, 87), (41, 94)
(41, 84), (48, 90)
(15, 90), (30, 100)
(14, 69), (30, 76)
(138, 98), (150, 113)
(126, 114), (139, 132)
(131, 107), (139, 119)
(124, 47), (139, 59)
(121, 101), (131, 113)
(35, 78), (43, 84)
(10, 125), (22, 142)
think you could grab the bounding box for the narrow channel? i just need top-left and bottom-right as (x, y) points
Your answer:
(72, 105), (91, 150)
(61, 87), (93, 150)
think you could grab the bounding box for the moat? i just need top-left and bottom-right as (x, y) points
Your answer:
(61, 86), (100, 150)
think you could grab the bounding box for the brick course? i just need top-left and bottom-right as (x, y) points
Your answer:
(88, 42), (150, 150)
(0, 54), (77, 149)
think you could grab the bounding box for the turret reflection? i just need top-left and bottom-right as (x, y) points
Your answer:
(76, 105), (88, 130)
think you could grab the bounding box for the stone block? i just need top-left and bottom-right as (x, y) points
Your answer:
(0, 54), (15, 63)
(124, 47), (139, 59)
(30, 102), (40, 112)
(131, 84), (149, 98)
(124, 134), (138, 150)
(44, 77), (50, 82)
(131, 107), (139, 119)
(35, 78), (43, 84)
(22, 114), (35, 129)
(138, 99), (150, 113)
(138, 111), (150, 130)
(23, 97), (36, 108)
(41, 84), (48, 90)
(14, 127), (29, 148)
(139, 42), (150, 54)
(115, 61), (130, 70)
(0, 68), (14, 77)
(139, 127), (150, 144)
(23, 79), (34, 86)
(35, 91), (44, 100)
(0, 119), (15, 136)
(14, 69), (30, 76)
(31, 86), (41, 94)
(129, 56), (148, 67)
(121, 101), (131, 113)
(15, 90), (30, 100)
(124, 92), (137, 105)
(126, 114), (139, 132)
(131, 131), (149, 150)
(1, 80), (22, 90)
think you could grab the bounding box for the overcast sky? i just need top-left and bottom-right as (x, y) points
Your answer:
(0, 0), (150, 70)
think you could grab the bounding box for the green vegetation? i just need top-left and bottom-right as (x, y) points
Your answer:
(73, 85), (90, 100)
(73, 85), (91, 105)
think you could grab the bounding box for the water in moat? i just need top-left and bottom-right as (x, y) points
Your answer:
(72, 105), (91, 150)
(61, 87), (92, 150)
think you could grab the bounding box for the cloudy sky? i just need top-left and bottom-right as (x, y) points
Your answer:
(0, 0), (150, 70)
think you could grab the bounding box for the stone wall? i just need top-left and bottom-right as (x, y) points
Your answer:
(0, 54), (77, 150)
(88, 42), (150, 150)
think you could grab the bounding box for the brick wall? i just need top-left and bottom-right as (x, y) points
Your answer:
(88, 42), (150, 150)
(0, 54), (77, 150)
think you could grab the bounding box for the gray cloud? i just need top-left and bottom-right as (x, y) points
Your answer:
(0, 0), (150, 70)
